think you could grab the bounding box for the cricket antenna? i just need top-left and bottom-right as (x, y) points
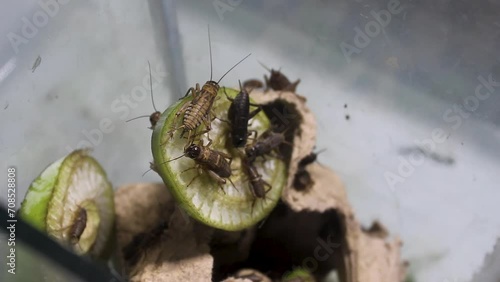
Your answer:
(217, 53), (252, 84)
(125, 61), (160, 124)
(126, 115), (150, 122)
(238, 79), (243, 91)
(142, 168), (153, 177)
(142, 162), (157, 177)
(157, 153), (187, 167)
(315, 148), (327, 155)
(258, 60), (271, 72)
(148, 61), (158, 112)
(208, 25), (213, 81)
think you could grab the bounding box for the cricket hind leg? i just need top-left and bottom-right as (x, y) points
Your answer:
(251, 198), (256, 216)
(207, 170), (228, 194)
(227, 177), (238, 192)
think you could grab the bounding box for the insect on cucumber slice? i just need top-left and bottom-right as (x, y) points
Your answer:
(151, 87), (287, 231)
(19, 149), (115, 258)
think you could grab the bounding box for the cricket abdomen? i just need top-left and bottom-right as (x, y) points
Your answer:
(184, 101), (207, 130)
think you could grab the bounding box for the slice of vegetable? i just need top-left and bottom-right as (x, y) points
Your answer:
(151, 87), (287, 231)
(19, 149), (115, 258)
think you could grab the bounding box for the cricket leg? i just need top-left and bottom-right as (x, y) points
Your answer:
(180, 87), (194, 100)
(285, 79), (300, 92)
(218, 151), (233, 166)
(180, 83), (200, 100)
(251, 197), (257, 216)
(227, 177), (238, 192)
(248, 106), (262, 119)
(201, 116), (213, 143)
(181, 166), (197, 174)
(264, 75), (270, 91)
(186, 167), (203, 188)
(224, 88), (234, 102)
(263, 181), (272, 194)
(166, 102), (189, 139)
(247, 130), (258, 142)
(207, 170), (227, 194)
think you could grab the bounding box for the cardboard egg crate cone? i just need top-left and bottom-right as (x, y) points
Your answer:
(114, 90), (406, 282)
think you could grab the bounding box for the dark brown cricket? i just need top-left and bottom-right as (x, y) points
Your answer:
(259, 62), (300, 92)
(245, 130), (287, 162)
(69, 207), (87, 245)
(182, 142), (235, 190)
(225, 81), (262, 147)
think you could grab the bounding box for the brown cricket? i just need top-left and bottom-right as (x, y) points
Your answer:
(259, 62), (300, 92)
(242, 158), (271, 201)
(69, 207), (87, 245)
(161, 140), (236, 191)
(167, 27), (251, 145)
(245, 130), (289, 162)
(182, 142), (236, 190)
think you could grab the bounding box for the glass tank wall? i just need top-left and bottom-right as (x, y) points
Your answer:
(1, 0), (499, 281)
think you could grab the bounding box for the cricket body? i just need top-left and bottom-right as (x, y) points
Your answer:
(225, 81), (261, 147)
(245, 130), (286, 162)
(184, 142), (234, 189)
(175, 80), (219, 143)
(259, 62), (300, 92)
(68, 207), (87, 245)
(149, 111), (161, 128)
(243, 158), (271, 199)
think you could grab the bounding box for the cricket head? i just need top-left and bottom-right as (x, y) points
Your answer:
(185, 144), (202, 159)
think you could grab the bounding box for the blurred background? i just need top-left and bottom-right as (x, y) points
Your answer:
(1, 0), (500, 281)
